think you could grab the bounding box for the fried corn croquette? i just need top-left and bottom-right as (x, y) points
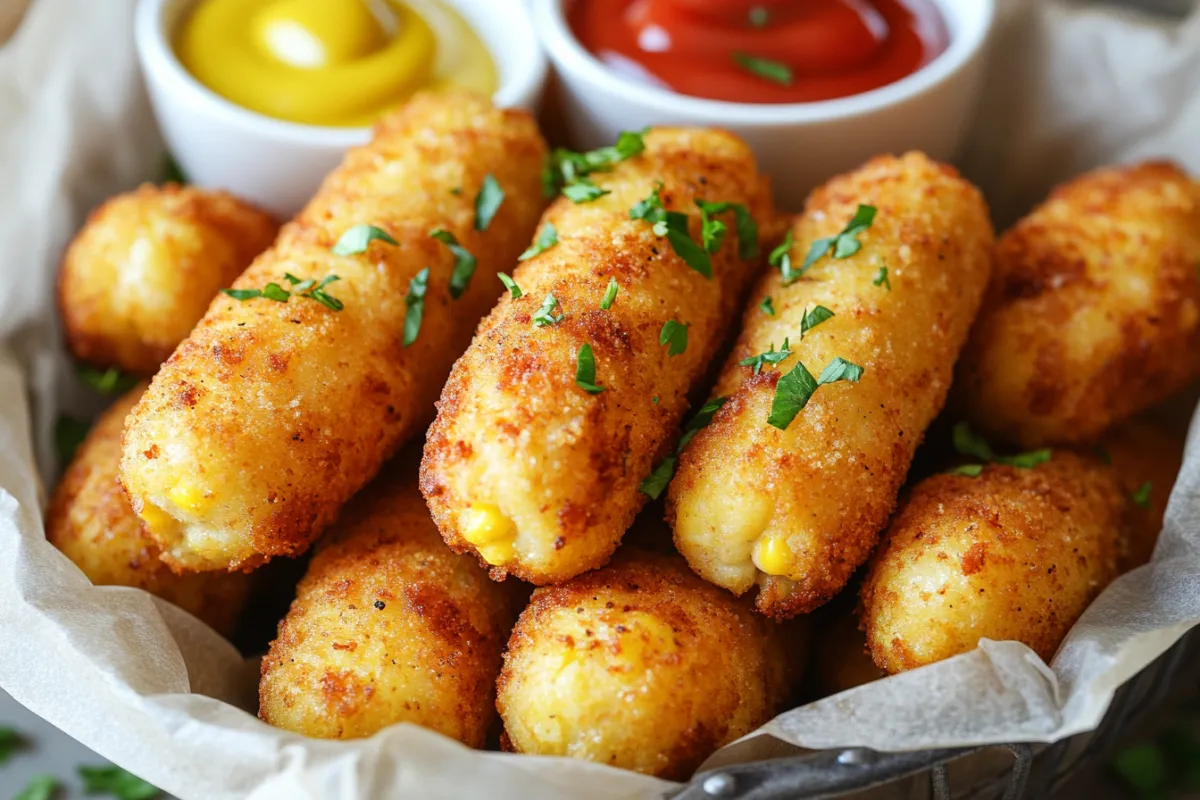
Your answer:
(668, 153), (994, 618)
(121, 92), (547, 572)
(421, 128), (772, 583)
(1097, 417), (1185, 571)
(58, 184), (277, 374)
(957, 162), (1200, 448)
(258, 467), (518, 744)
(497, 549), (793, 779)
(860, 453), (1123, 673)
(46, 384), (250, 635)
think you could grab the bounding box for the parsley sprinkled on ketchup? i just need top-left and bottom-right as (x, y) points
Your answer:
(568, 0), (949, 104)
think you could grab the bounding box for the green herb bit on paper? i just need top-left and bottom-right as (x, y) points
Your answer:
(767, 356), (864, 431)
(14, 775), (58, 800)
(430, 228), (478, 299)
(498, 272), (522, 299)
(78, 765), (162, 800)
(739, 339), (792, 375)
(600, 278), (619, 310)
(331, 223), (397, 255)
(519, 223), (559, 261)
(532, 294), (564, 327)
(659, 320), (689, 356)
(575, 343), (604, 394)
(78, 366), (138, 396)
(732, 53), (793, 86)
(474, 174), (505, 231)
(799, 204), (877, 275)
(0, 726), (22, 766)
(402, 268), (429, 348)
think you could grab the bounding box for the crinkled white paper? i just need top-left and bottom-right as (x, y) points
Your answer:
(2, 1), (1199, 798)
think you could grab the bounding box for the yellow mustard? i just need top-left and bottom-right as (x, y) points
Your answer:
(175, 0), (497, 127)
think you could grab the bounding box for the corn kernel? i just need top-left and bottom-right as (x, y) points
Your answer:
(753, 533), (793, 577)
(169, 483), (207, 512)
(459, 503), (517, 566)
(138, 501), (172, 534)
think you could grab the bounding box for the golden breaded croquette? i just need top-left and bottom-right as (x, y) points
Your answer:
(121, 92), (548, 572)
(668, 153), (994, 619)
(421, 128), (773, 584)
(1096, 417), (1186, 571)
(58, 184), (277, 374)
(258, 465), (518, 744)
(497, 549), (794, 779)
(957, 162), (1200, 448)
(46, 384), (250, 636)
(860, 453), (1123, 674)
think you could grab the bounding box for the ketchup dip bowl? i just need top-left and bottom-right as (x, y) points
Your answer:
(135, 0), (548, 218)
(532, 0), (995, 211)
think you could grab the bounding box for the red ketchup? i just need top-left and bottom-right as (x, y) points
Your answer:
(568, 0), (949, 104)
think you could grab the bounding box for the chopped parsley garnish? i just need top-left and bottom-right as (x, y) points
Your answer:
(575, 343), (604, 394)
(800, 204), (877, 274)
(769, 230), (797, 282)
(498, 272), (522, 299)
(678, 397), (728, 450)
(78, 765), (161, 800)
(532, 294), (564, 327)
(430, 228), (478, 299)
(952, 422), (1052, 473)
(801, 305), (835, 337)
(543, 130), (648, 198)
(948, 464), (985, 477)
(767, 356), (864, 430)
(78, 366), (138, 396)
(54, 416), (91, 464)
(562, 178), (610, 204)
(759, 296), (775, 316)
(0, 727), (22, 765)
(639, 457), (677, 501)
(331, 224), (397, 255)
(748, 5), (769, 27)
(630, 185), (712, 277)
(402, 268), (429, 347)
(696, 200), (759, 259)
(652, 396), (659, 405)
(1133, 481), (1153, 509)
(739, 338), (792, 375)
(519, 223), (559, 261)
(818, 356), (864, 385)
(600, 278), (619, 310)
(659, 320), (689, 356)
(874, 266), (891, 290)
(733, 53), (793, 86)
(641, 396), (729, 498)
(222, 275), (343, 311)
(14, 775), (58, 800)
(474, 174), (504, 231)
(284, 273), (343, 310)
(162, 153), (187, 185)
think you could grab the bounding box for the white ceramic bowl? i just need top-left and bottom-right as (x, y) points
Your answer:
(135, 0), (548, 217)
(532, 0), (995, 211)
